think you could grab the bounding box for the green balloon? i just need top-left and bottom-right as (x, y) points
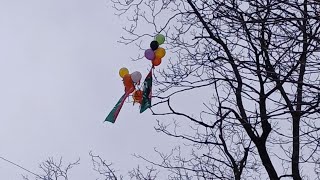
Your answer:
(155, 34), (165, 45)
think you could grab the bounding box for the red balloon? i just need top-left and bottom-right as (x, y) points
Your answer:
(152, 57), (162, 66)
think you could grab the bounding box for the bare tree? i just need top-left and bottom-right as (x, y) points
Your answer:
(20, 153), (158, 180)
(110, 0), (320, 179)
(90, 151), (158, 180)
(22, 157), (80, 180)
(90, 151), (121, 180)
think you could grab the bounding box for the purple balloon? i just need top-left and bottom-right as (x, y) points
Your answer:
(144, 49), (155, 60)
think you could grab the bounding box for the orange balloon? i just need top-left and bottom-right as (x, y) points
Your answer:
(123, 74), (133, 87)
(152, 57), (162, 66)
(133, 90), (143, 103)
(155, 47), (166, 58)
(125, 84), (135, 93)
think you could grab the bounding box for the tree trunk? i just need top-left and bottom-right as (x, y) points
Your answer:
(256, 142), (279, 180)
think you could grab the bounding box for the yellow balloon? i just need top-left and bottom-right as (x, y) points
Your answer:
(155, 47), (166, 58)
(119, 67), (129, 78)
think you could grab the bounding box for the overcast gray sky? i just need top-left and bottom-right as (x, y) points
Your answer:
(0, 0), (180, 179)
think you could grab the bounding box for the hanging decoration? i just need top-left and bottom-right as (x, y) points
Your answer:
(105, 33), (166, 123)
(140, 69), (152, 113)
(105, 90), (131, 123)
(132, 90), (143, 104)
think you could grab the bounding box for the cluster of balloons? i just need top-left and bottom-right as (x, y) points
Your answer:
(119, 67), (143, 103)
(106, 33), (168, 123)
(144, 34), (166, 66)
(119, 34), (166, 104)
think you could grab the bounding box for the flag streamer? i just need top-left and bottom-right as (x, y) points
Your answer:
(105, 89), (131, 123)
(140, 69), (153, 113)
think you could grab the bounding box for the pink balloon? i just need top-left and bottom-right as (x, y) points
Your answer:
(144, 49), (155, 60)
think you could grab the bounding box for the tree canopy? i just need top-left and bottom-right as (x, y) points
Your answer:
(110, 0), (320, 179)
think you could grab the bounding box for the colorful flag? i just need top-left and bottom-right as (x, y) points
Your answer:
(140, 69), (152, 113)
(105, 89), (131, 123)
